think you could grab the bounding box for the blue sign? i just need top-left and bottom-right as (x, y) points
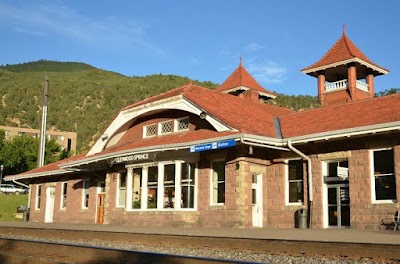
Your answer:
(190, 139), (236, 153)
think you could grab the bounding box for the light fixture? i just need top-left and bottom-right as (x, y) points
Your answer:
(101, 134), (108, 141)
(199, 112), (207, 119)
(248, 146), (253, 155)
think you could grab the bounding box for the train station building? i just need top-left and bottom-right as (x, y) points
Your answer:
(6, 30), (400, 230)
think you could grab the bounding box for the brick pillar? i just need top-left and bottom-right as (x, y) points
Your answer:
(347, 63), (357, 101)
(366, 73), (375, 98)
(317, 71), (325, 106)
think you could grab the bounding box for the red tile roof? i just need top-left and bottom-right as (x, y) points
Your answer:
(5, 153), (87, 178)
(99, 130), (240, 156)
(123, 83), (192, 110)
(182, 85), (292, 137)
(216, 61), (276, 97)
(280, 93), (400, 138)
(302, 31), (388, 73)
(120, 82), (292, 138)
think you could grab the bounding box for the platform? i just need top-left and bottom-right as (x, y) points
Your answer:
(0, 221), (399, 245)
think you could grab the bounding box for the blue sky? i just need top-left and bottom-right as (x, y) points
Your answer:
(0, 0), (399, 96)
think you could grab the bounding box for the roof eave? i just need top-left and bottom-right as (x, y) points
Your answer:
(288, 121), (400, 144)
(301, 58), (389, 75)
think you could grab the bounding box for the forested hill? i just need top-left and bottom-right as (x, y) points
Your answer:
(0, 60), (321, 152)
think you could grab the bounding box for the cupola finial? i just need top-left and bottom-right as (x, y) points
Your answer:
(343, 24), (346, 36)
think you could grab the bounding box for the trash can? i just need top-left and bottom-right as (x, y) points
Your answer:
(23, 209), (29, 222)
(17, 205), (29, 222)
(298, 208), (308, 229)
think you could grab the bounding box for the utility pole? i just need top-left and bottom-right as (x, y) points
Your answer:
(37, 76), (49, 168)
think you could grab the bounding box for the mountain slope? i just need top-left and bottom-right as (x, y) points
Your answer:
(0, 60), (218, 151)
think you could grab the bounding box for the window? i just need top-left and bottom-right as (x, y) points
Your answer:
(163, 164), (175, 208)
(117, 171), (127, 207)
(144, 124), (157, 138)
(5, 130), (11, 137)
(175, 117), (189, 132)
(61, 182), (67, 209)
(57, 135), (65, 141)
(147, 166), (158, 208)
(18, 132), (26, 136)
(82, 180), (90, 209)
(372, 149), (396, 201)
(159, 120), (173, 135)
(182, 162), (195, 208)
(211, 161), (225, 204)
(132, 168), (143, 209)
(287, 160), (304, 204)
(35, 184), (42, 210)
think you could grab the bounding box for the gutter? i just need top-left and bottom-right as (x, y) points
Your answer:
(287, 139), (313, 228)
(11, 178), (30, 189)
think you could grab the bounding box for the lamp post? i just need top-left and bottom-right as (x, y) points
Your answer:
(0, 165), (3, 185)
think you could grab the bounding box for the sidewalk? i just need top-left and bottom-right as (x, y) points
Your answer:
(1, 221), (399, 245)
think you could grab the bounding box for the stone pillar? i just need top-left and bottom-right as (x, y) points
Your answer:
(347, 63), (357, 100)
(317, 71), (326, 106)
(125, 167), (133, 211)
(366, 73), (375, 98)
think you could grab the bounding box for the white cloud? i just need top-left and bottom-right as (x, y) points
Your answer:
(247, 61), (287, 84)
(244, 42), (264, 52)
(0, 1), (165, 55)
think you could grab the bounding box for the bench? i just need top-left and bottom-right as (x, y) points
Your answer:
(380, 211), (400, 231)
(394, 211), (400, 231)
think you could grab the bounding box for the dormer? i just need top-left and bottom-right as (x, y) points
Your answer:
(216, 58), (276, 103)
(301, 26), (389, 107)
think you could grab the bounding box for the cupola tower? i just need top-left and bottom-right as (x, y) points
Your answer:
(301, 26), (389, 107)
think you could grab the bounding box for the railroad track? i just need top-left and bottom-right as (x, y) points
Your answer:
(0, 227), (399, 263)
(0, 237), (242, 264)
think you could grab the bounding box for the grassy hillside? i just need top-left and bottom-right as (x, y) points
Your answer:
(0, 60), (321, 152)
(0, 194), (28, 221)
(0, 60), (218, 151)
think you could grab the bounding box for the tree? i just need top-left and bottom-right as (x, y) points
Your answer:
(0, 135), (62, 176)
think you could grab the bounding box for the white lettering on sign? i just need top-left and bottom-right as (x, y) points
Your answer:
(112, 154), (149, 164)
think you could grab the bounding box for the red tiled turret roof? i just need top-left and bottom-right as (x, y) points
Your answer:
(216, 59), (276, 98)
(302, 29), (388, 74)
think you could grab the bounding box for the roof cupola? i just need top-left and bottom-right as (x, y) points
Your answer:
(301, 26), (389, 107)
(216, 58), (276, 103)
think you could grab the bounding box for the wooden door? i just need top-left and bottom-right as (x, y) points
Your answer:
(96, 193), (105, 224)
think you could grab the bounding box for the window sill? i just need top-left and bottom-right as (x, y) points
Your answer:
(286, 202), (304, 207)
(372, 199), (397, 204)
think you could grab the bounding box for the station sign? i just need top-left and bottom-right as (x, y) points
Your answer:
(110, 153), (154, 165)
(190, 139), (236, 153)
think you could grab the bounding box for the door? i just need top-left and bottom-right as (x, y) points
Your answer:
(96, 193), (105, 224)
(44, 186), (55, 223)
(252, 173), (263, 227)
(327, 184), (350, 228)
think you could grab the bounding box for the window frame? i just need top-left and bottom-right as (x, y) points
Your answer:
(116, 171), (127, 208)
(370, 148), (397, 204)
(35, 184), (42, 210)
(285, 158), (305, 205)
(158, 120), (173, 135)
(124, 161), (198, 212)
(174, 117), (189, 132)
(82, 179), (90, 209)
(210, 160), (226, 206)
(60, 182), (67, 210)
(143, 123), (157, 138)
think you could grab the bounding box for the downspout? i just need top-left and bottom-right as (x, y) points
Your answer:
(287, 139), (313, 228)
(12, 178), (31, 211)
